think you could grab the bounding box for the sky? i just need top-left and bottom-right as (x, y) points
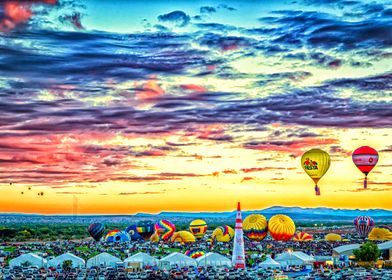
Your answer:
(0, 0), (391, 214)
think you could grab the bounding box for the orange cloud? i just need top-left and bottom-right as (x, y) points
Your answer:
(180, 84), (208, 93)
(135, 76), (165, 100)
(241, 177), (254, 183)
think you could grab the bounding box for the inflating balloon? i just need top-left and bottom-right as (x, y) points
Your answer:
(105, 229), (129, 243)
(243, 214), (268, 241)
(368, 228), (392, 241)
(353, 216), (375, 239)
(324, 233), (342, 241)
(150, 232), (159, 243)
(154, 220), (176, 241)
(268, 214), (295, 241)
(352, 146), (379, 189)
(125, 225), (143, 241)
(136, 221), (155, 241)
(171, 231), (196, 243)
(88, 223), (105, 241)
(185, 249), (205, 259)
(301, 149), (330, 195)
(189, 219), (208, 239)
(212, 226), (234, 242)
(293, 232), (313, 242)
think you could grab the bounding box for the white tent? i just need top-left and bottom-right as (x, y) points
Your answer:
(275, 251), (315, 266)
(87, 253), (122, 268)
(259, 255), (281, 269)
(9, 253), (47, 268)
(196, 252), (231, 267)
(48, 253), (85, 268)
(333, 244), (361, 257)
(378, 241), (392, 260)
(124, 252), (158, 267)
(160, 252), (197, 268)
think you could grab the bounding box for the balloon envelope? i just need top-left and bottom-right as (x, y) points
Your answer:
(125, 225), (143, 241)
(243, 214), (268, 241)
(171, 231), (196, 243)
(325, 233), (342, 241)
(293, 232), (313, 241)
(136, 221), (155, 240)
(353, 216), (375, 239)
(189, 219), (208, 239)
(185, 249), (205, 259)
(212, 226), (234, 242)
(154, 220), (176, 241)
(352, 146), (379, 175)
(268, 214), (295, 241)
(368, 228), (392, 241)
(88, 223), (105, 241)
(105, 229), (129, 243)
(301, 149), (331, 195)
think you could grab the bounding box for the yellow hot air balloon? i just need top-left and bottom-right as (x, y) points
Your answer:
(325, 233), (342, 241)
(293, 232), (313, 241)
(171, 231), (196, 243)
(268, 214), (296, 241)
(150, 232), (160, 243)
(189, 219), (208, 239)
(368, 228), (392, 241)
(243, 214), (268, 241)
(211, 226), (234, 242)
(301, 149), (331, 195)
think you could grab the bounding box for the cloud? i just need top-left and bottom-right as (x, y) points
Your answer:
(200, 6), (216, 14)
(119, 191), (165, 195)
(158, 10), (190, 27)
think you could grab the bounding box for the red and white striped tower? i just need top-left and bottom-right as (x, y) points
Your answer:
(232, 202), (246, 269)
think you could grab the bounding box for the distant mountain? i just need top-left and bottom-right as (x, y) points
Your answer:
(1, 206), (392, 223)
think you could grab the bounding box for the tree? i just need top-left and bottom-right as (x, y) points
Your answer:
(62, 260), (73, 270)
(353, 242), (380, 262)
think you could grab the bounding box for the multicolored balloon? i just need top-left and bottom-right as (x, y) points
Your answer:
(268, 214), (295, 241)
(136, 221), (155, 241)
(154, 220), (176, 241)
(301, 149), (331, 195)
(87, 223), (105, 241)
(354, 216), (375, 239)
(171, 231), (196, 243)
(189, 219), (208, 239)
(293, 232), (313, 242)
(243, 214), (268, 241)
(105, 229), (130, 243)
(368, 227), (392, 241)
(324, 233), (342, 241)
(125, 225), (143, 241)
(352, 146), (379, 189)
(185, 249), (205, 259)
(212, 226), (235, 242)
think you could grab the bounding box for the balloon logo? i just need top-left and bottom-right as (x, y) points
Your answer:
(301, 149), (331, 195)
(352, 146), (378, 189)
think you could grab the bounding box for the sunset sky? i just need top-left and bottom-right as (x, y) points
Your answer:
(0, 0), (391, 214)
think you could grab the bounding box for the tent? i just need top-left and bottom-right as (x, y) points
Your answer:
(123, 252), (158, 268)
(48, 253), (85, 268)
(378, 240), (392, 260)
(87, 253), (122, 268)
(9, 253), (47, 268)
(259, 255), (281, 269)
(196, 252), (231, 267)
(160, 252), (197, 268)
(333, 244), (361, 257)
(275, 251), (315, 266)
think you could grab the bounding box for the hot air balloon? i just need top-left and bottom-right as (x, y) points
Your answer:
(324, 233), (342, 241)
(171, 231), (196, 243)
(268, 214), (296, 241)
(368, 228), (392, 241)
(150, 232), (160, 243)
(293, 232), (313, 242)
(243, 214), (268, 241)
(353, 216), (375, 239)
(211, 226), (234, 242)
(125, 225), (143, 241)
(189, 219), (208, 239)
(105, 229), (129, 243)
(301, 149), (330, 195)
(154, 220), (176, 241)
(136, 221), (155, 241)
(352, 146), (379, 189)
(185, 249), (205, 259)
(88, 223), (105, 241)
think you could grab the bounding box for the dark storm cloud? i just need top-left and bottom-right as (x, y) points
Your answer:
(158, 11), (190, 27)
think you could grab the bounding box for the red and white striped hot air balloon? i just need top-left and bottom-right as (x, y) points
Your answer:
(352, 146), (379, 189)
